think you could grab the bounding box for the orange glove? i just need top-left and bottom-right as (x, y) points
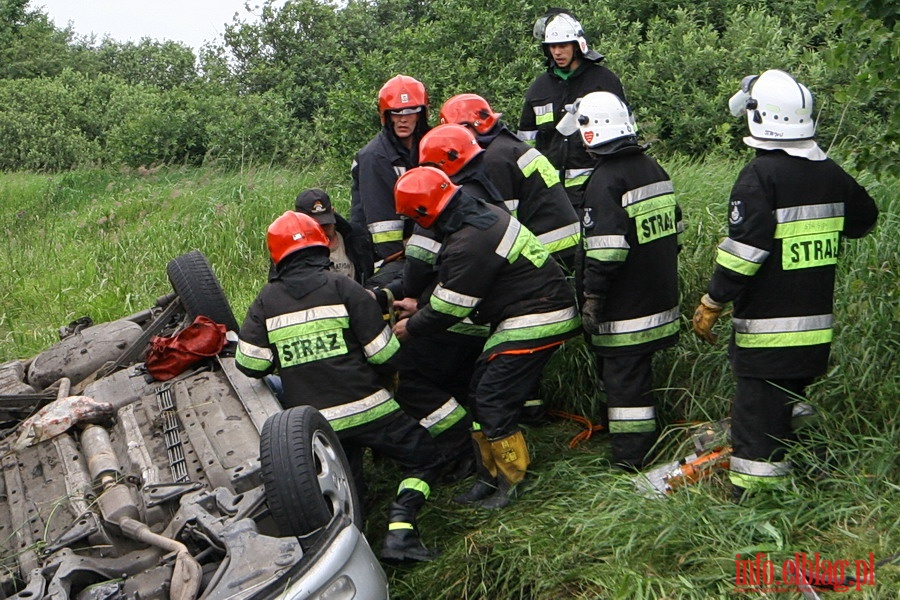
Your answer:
(692, 294), (724, 345)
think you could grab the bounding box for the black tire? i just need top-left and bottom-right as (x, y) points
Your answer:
(259, 406), (362, 542)
(166, 250), (239, 332)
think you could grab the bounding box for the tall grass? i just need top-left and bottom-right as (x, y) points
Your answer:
(0, 160), (896, 599)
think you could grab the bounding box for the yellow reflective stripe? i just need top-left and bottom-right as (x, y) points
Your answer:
(266, 305), (349, 332)
(369, 219), (405, 244)
(608, 406), (657, 433)
(538, 223), (581, 253)
(364, 325), (399, 364)
(730, 457), (790, 478)
(518, 148), (561, 188)
(775, 202), (844, 224)
(533, 102), (554, 125)
(420, 398), (467, 436)
(733, 314), (833, 348)
(398, 478), (431, 499)
(320, 389), (398, 430)
(590, 307), (680, 348)
(775, 217), (844, 238)
(237, 339), (272, 361)
(484, 306), (581, 351)
(782, 232), (840, 269)
(715, 237), (769, 276)
(235, 343), (272, 372)
(388, 522), (414, 531)
(563, 168), (592, 187)
(621, 181), (675, 208)
(406, 233), (441, 264)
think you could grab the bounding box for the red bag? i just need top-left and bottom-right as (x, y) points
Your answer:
(145, 315), (227, 381)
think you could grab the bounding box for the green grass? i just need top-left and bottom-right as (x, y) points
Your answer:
(1, 160), (897, 599)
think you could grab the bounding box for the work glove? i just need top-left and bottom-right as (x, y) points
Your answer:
(581, 295), (605, 333)
(692, 293), (725, 345)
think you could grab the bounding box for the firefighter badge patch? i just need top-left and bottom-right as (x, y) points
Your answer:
(582, 207), (595, 229)
(729, 199), (744, 225)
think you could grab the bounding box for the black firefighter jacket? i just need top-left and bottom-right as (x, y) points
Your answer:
(406, 195), (581, 358)
(579, 145), (681, 357)
(236, 252), (402, 433)
(707, 150), (879, 379)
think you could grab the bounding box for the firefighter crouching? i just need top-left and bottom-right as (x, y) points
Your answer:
(391, 167), (581, 509)
(692, 69), (879, 501)
(235, 211), (443, 562)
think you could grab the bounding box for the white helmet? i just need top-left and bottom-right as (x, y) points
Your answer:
(534, 11), (602, 62)
(574, 92), (636, 149)
(730, 69), (815, 141)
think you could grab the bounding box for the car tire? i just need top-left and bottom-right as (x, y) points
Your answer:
(260, 406), (362, 543)
(166, 250), (239, 332)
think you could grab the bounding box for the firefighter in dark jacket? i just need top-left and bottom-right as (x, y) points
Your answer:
(439, 94), (581, 265)
(392, 167), (581, 509)
(235, 211), (443, 562)
(692, 70), (879, 500)
(294, 188), (373, 285)
(569, 92), (682, 469)
(518, 9), (627, 209)
(350, 74), (430, 267)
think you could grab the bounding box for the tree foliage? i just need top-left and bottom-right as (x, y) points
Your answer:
(0, 0), (895, 174)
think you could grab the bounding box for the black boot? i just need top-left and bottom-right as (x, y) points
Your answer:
(380, 492), (440, 563)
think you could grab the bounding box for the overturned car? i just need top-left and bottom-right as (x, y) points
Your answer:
(0, 251), (388, 600)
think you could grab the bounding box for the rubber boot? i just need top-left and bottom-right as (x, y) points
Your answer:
(476, 430), (531, 510)
(380, 490), (439, 563)
(453, 431), (499, 505)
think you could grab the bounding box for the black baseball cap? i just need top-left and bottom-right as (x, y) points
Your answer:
(294, 189), (336, 225)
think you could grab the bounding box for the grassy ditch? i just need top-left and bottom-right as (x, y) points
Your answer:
(1, 160), (897, 599)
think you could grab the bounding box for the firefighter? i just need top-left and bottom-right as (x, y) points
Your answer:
(692, 70), (879, 500)
(569, 92), (682, 470)
(350, 74), (430, 269)
(235, 211), (442, 562)
(437, 95), (581, 267)
(518, 9), (627, 210)
(392, 167), (581, 509)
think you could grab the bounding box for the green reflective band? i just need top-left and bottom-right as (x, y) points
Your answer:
(421, 401), (467, 436)
(405, 244), (438, 264)
(535, 112), (554, 125)
(431, 295), (474, 318)
(609, 419), (656, 433)
(372, 230), (404, 244)
(624, 194), (675, 217)
(519, 149), (561, 188)
(269, 316), (350, 342)
(472, 422), (483, 432)
(448, 320), (490, 337)
(484, 314), (581, 352)
(276, 328), (347, 367)
(510, 227), (550, 267)
(782, 231), (840, 270)
(634, 205), (677, 244)
(565, 175), (589, 187)
(235, 349), (271, 372)
(716, 247), (763, 276)
(327, 398), (399, 432)
(774, 216), (844, 239)
(586, 248), (628, 262)
(388, 522), (414, 531)
(367, 333), (400, 365)
(591, 319), (679, 348)
(398, 477), (431, 499)
(729, 471), (789, 491)
(543, 232), (580, 254)
(735, 329), (833, 348)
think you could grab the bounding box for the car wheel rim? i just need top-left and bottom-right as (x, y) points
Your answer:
(311, 430), (355, 520)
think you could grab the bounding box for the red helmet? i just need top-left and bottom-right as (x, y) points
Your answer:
(378, 74), (428, 124)
(439, 93), (502, 135)
(394, 166), (460, 228)
(418, 123), (483, 176)
(267, 211), (330, 266)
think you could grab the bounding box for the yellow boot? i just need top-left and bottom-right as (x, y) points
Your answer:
(478, 430), (531, 509)
(453, 430), (499, 505)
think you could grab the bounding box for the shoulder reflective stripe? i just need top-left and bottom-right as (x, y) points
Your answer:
(621, 181), (675, 208)
(364, 325), (398, 364)
(495, 219), (522, 259)
(397, 478), (431, 499)
(393, 165), (407, 178)
(730, 456), (791, 478)
(776, 202), (844, 223)
(518, 129), (538, 142)
(266, 305), (349, 332)
(237, 339), (273, 361)
(733, 314), (833, 334)
(585, 234), (629, 250)
(503, 199), (520, 215)
(609, 406), (655, 420)
(718, 238), (770, 264)
(368, 220), (405, 234)
(518, 149), (560, 188)
(320, 389), (397, 430)
(419, 397), (467, 434)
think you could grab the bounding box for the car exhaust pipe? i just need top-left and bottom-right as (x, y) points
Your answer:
(81, 423), (202, 600)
